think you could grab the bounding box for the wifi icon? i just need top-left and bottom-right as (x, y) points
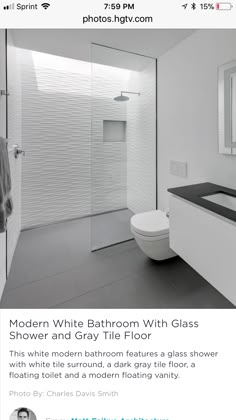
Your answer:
(41, 2), (50, 9)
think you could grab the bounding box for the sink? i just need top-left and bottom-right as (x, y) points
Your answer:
(202, 192), (236, 212)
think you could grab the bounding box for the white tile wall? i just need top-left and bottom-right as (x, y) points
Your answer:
(19, 49), (156, 229)
(20, 50), (132, 228)
(127, 61), (156, 214)
(21, 50), (91, 228)
(92, 72), (129, 214)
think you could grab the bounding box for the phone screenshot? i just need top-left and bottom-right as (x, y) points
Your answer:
(0, 2), (235, 420)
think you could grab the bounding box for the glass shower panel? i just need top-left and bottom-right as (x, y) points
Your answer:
(91, 44), (156, 251)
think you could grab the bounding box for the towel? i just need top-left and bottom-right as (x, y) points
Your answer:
(0, 137), (13, 233)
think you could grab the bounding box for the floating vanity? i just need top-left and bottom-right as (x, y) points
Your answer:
(168, 182), (236, 306)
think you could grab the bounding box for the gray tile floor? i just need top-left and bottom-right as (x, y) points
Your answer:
(92, 208), (133, 250)
(0, 216), (234, 309)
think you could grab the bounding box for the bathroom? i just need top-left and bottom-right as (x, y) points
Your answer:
(0, 29), (235, 308)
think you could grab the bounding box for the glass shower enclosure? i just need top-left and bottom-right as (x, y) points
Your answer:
(91, 44), (156, 251)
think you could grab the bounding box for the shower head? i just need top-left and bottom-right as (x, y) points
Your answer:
(113, 91), (140, 102)
(114, 94), (130, 102)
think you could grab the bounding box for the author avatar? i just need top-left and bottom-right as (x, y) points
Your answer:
(17, 408), (29, 420)
(10, 408), (37, 420)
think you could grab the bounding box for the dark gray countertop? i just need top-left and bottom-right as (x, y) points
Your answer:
(168, 182), (236, 223)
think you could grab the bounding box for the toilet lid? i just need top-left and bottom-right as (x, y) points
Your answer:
(131, 210), (169, 237)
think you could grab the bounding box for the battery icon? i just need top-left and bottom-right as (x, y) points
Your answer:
(216, 2), (233, 9)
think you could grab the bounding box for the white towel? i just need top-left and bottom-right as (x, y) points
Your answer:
(0, 137), (13, 232)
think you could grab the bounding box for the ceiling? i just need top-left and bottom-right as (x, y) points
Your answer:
(11, 29), (196, 68)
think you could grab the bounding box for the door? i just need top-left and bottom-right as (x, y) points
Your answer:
(0, 30), (22, 298)
(0, 29), (7, 298)
(6, 31), (22, 274)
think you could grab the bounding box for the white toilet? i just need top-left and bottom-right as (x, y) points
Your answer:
(130, 210), (176, 261)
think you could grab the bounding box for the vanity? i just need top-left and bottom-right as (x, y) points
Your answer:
(168, 182), (236, 306)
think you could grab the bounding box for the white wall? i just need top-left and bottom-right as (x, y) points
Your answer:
(7, 32), (22, 273)
(0, 29), (6, 297)
(158, 29), (236, 211)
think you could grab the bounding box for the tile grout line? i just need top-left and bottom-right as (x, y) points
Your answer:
(4, 244), (139, 294)
(49, 273), (141, 309)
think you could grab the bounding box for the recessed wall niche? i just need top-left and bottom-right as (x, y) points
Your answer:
(103, 120), (127, 142)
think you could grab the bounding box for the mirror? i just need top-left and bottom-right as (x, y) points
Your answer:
(219, 60), (236, 155)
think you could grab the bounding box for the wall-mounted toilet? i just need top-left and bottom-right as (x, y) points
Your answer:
(130, 210), (176, 261)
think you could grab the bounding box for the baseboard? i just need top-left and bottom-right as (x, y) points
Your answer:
(21, 208), (130, 232)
